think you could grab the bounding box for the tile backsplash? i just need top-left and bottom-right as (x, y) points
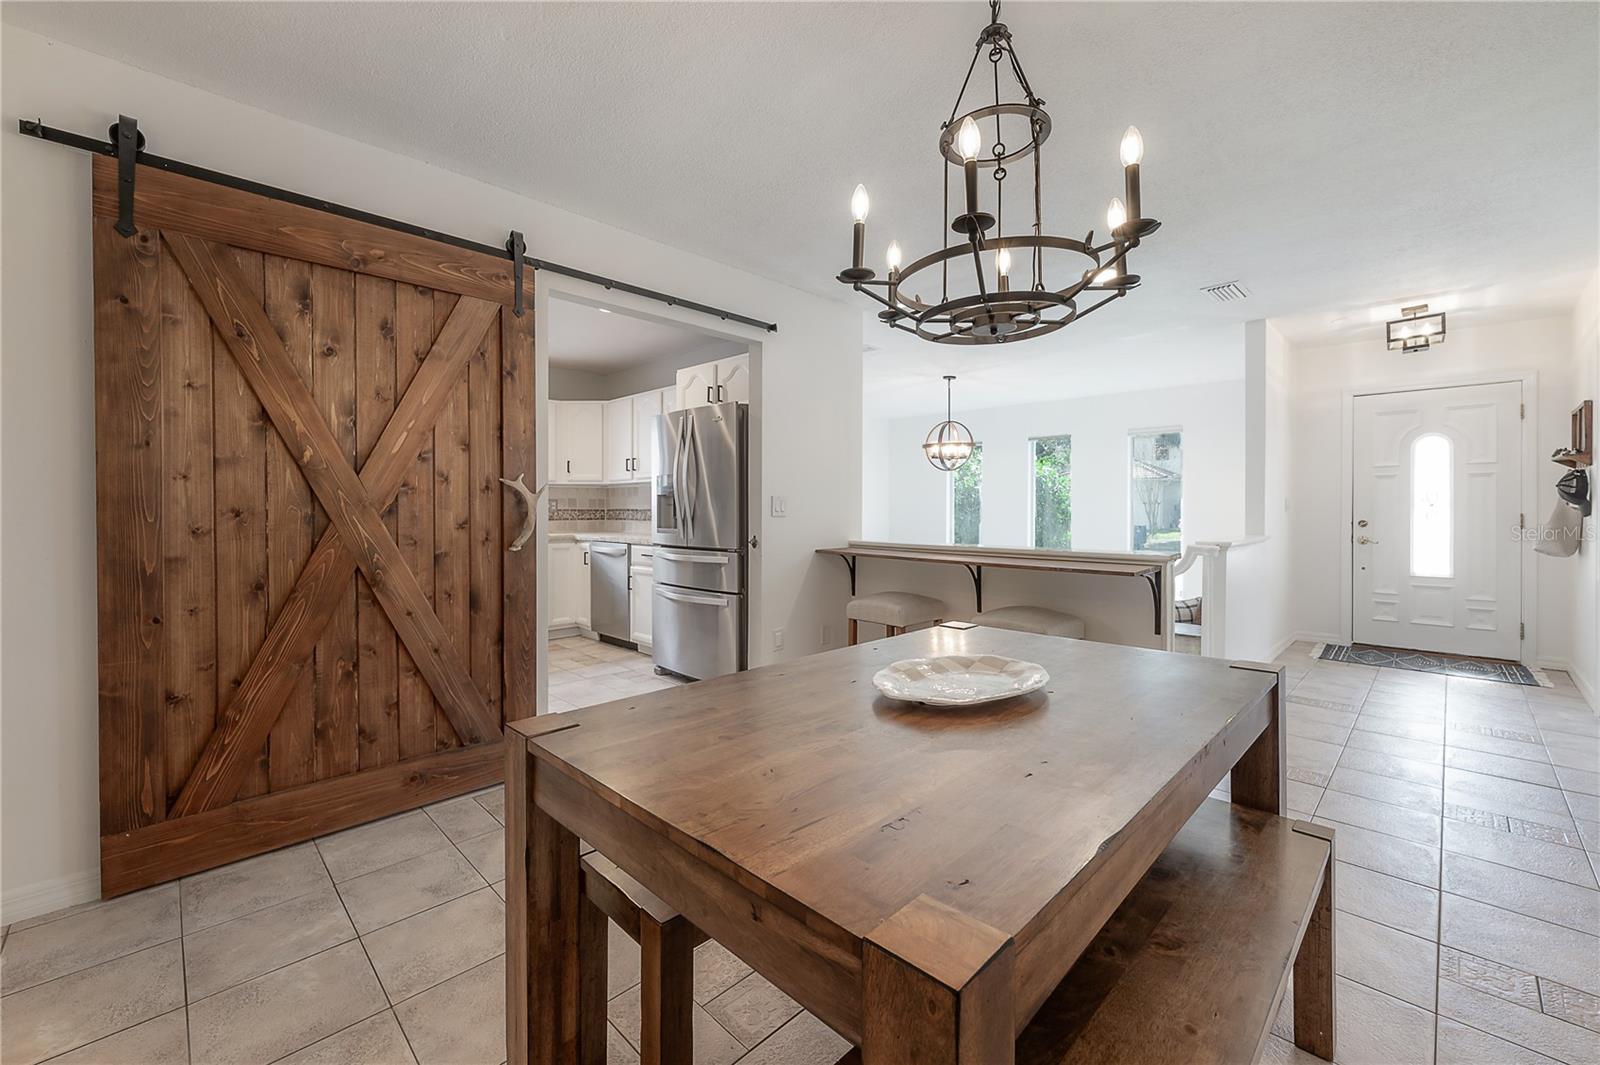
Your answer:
(548, 483), (650, 534)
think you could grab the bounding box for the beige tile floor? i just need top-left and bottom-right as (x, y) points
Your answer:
(3, 638), (1596, 1064)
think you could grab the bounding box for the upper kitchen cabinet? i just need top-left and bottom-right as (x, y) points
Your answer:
(551, 399), (604, 483)
(603, 390), (663, 483)
(675, 352), (748, 409)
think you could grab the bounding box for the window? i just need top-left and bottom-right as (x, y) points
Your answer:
(950, 444), (983, 546)
(1031, 435), (1072, 548)
(1410, 433), (1453, 578)
(1130, 431), (1182, 554)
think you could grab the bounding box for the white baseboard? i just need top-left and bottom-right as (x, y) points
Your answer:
(1537, 657), (1596, 709)
(1, 869), (100, 926)
(1266, 634), (1297, 662)
(1293, 630), (1344, 646)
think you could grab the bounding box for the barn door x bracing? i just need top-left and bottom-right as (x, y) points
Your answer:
(93, 157), (537, 895)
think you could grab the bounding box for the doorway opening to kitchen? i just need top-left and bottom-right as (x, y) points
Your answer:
(544, 293), (751, 710)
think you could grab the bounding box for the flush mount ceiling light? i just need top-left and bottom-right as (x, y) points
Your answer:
(837, 0), (1160, 345)
(1387, 304), (1447, 353)
(924, 375), (976, 471)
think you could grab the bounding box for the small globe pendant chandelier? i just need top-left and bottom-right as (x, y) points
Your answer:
(837, 0), (1160, 345)
(924, 376), (976, 472)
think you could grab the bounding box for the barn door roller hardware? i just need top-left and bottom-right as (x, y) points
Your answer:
(16, 116), (778, 334)
(111, 115), (144, 237)
(506, 230), (526, 317)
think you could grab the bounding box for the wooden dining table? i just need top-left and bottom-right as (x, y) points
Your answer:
(506, 625), (1290, 1065)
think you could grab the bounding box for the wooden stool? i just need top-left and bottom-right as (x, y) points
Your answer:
(971, 605), (1085, 639)
(845, 592), (947, 645)
(579, 852), (708, 1065)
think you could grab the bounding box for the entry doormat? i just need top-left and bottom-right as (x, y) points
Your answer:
(1311, 643), (1551, 687)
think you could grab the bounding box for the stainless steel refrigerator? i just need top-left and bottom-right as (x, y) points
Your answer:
(652, 402), (747, 680)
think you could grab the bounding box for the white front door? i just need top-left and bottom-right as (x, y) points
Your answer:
(1352, 382), (1522, 660)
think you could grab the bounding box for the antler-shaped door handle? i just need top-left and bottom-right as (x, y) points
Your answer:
(499, 473), (545, 553)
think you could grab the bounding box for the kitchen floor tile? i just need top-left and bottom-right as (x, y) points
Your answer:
(1335, 860), (1440, 940)
(473, 786), (505, 823)
(1441, 895), (1600, 997)
(703, 972), (802, 1049)
(0, 885), (179, 995)
(0, 943), (184, 1065)
(1446, 747), (1561, 788)
(608, 985), (746, 1065)
(1330, 976), (1436, 1065)
(316, 811), (451, 884)
(1313, 817), (1440, 887)
(44, 1008), (188, 1065)
(182, 883), (355, 1000)
(1326, 765), (1443, 814)
(422, 795), (499, 843)
(694, 941), (753, 1006)
(180, 843), (331, 933)
(1337, 746), (1445, 788)
(187, 941), (386, 1065)
(1442, 852), (1600, 936)
(1435, 1015), (1563, 1064)
(455, 827), (505, 883)
(278, 1009), (417, 1065)
(1337, 912), (1438, 1009)
(734, 1011), (852, 1065)
(1345, 728), (1444, 764)
(1317, 788), (1442, 846)
(392, 954), (505, 1065)
(1443, 820), (1597, 888)
(335, 846), (487, 936)
(1439, 977), (1599, 1064)
(361, 887), (504, 1003)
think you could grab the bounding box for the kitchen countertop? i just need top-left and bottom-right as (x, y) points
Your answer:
(549, 532), (654, 546)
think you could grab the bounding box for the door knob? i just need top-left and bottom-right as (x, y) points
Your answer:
(1357, 535), (1379, 545)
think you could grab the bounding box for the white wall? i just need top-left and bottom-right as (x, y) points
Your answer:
(1288, 313), (1578, 673)
(1567, 275), (1599, 703)
(0, 28), (861, 917)
(1223, 321), (1295, 661)
(874, 379), (1249, 581)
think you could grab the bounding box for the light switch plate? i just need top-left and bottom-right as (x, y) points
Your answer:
(771, 496), (787, 517)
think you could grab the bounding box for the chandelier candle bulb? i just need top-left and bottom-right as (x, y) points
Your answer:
(1120, 127), (1144, 230)
(995, 247), (1012, 290)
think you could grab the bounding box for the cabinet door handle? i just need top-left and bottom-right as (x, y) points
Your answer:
(566, 460), (571, 474)
(706, 386), (713, 404)
(717, 384), (725, 402)
(582, 550), (589, 565)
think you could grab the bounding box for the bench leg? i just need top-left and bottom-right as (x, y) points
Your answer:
(639, 915), (696, 1065)
(848, 619), (858, 646)
(1293, 856), (1336, 1060)
(578, 894), (609, 1065)
(1228, 663), (1287, 815)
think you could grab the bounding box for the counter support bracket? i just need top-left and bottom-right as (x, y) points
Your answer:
(1142, 571), (1163, 636)
(964, 564), (983, 614)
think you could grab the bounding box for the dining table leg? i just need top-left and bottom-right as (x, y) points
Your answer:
(1227, 662), (1288, 815)
(861, 895), (1016, 1065)
(507, 729), (584, 1065)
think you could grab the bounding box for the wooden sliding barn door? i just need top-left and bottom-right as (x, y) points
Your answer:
(92, 156), (537, 895)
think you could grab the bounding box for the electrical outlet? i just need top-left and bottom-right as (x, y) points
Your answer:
(773, 628), (785, 650)
(770, 496), (787, 517)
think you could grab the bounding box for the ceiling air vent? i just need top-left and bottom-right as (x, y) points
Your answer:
(1202, 280), (1251, 304)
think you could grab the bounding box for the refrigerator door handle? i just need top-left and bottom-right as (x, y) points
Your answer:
(655, 549), (729, 565)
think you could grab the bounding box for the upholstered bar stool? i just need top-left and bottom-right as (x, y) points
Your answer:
(845, 592), (947, 645)
(971, 605), (1086, 639)
(579, 851), (707, 1065)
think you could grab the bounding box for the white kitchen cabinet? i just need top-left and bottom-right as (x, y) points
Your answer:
(714, 354), (750, 404)
(660, 386), (680, 416)
(549, 540), (577, 628)
(602, 397), (634, 483)
(632, 390), (663, 482)
(676, 362), (717, 410)
(675, 352), (750, 408)
(629, 546), (654, 649)
(551, 400), (604, 483)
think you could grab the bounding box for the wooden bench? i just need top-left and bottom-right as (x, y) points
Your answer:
(833, 798), (1334, 1065)
(578, 851), (709, 1065)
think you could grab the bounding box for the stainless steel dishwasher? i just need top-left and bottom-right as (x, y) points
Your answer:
(588, 542), (632, 646)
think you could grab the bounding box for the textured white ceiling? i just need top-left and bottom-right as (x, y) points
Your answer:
(546, 298), (743, 372)
(8, 1), (1595, 413)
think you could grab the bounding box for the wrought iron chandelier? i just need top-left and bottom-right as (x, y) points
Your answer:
(838, 0), (1159, 345)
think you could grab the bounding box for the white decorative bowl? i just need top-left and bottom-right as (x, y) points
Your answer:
(872, 654), (1049, 707)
